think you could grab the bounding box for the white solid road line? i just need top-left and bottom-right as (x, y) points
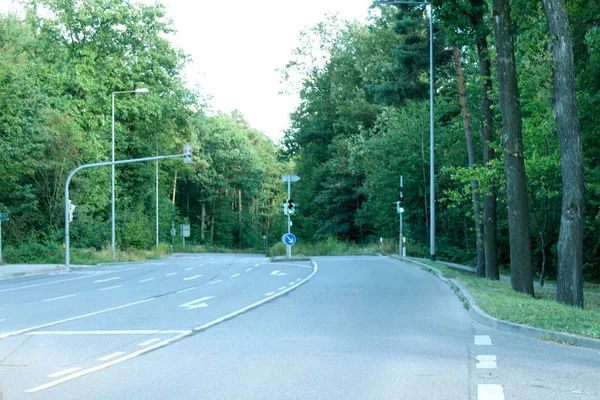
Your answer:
(230, 273), (240, 278)
(176, 287), (196, 294)
(165, 272), (177, 276)
(100, 285), (123, 291)
(208, 279), (223, 285)
(185, 267), (194, 271)
(138, 338), (161, 346)
(474, 335), (493, 345)
(24, 261), (319, 394)
(42, 294), (76, 302)
(0, 298), (156, 339)
(477, 384), (505, 400)
(94, 277), (121, 284)
(99, 352), (125, 361)
(48, 368), (81, 378)
(0, 267), (140, 294)
(27, 330), (190, 335)
(183, 274), (203, 281)
(139, 278), (154, 283)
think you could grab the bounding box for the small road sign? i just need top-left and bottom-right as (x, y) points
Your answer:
(0, 213), (8, 221)
(282, 233), (297, 246)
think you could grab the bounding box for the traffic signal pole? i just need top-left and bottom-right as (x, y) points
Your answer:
(65, 147), (191, 267)
(399, 175), (403, 257)
(286, 177), (292, 259)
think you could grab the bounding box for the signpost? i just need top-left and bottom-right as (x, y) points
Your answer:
(0, 212), (8, 265)
(181, 224), (190, 250)
(282, 233), (296, 246)
(281, 175), (300, 258)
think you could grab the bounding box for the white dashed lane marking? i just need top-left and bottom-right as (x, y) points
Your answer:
(176, 287), (196, 294)
(209, 280), (223, 285)
(265, 292), (275, 296)
(230, 273), (240, 278)
(477, 384), (504, 400)
(476, 355), (497, 369)
(254, 264), (260, 267)
(474, 335), (493, 345)
(277, 286), (287, 291)
(94, 277), (121, 284)
(100, 285), (122, 291)
(245, 268), (253, 272)
(185, 267), (194, 271)
(183, 275), (203, 281)
(165, 272), (177, 276)
(139, 278), (154, 283)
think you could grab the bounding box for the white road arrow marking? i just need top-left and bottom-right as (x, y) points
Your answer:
(270, 270), (287, 276)
(179, 296), (214, 310)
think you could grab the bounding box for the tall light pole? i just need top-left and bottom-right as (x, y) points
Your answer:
(111, 88), (149, 260)
(378, 0), (435, 261)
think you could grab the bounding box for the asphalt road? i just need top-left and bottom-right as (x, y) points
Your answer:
(0, 254), (598, 399)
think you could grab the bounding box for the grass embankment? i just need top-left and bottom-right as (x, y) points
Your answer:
(417, 259), (600, 340)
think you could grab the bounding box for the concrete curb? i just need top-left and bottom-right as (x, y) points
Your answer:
(393, 256), (600, 350)
(0, 266), (71, 281)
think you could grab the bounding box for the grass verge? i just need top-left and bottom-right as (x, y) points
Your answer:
(415, 259), (600, 340)
(266, 237), (393, 257)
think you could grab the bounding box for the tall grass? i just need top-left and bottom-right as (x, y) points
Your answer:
(1, 243), (171, 265)
(266, 237), (395, 257)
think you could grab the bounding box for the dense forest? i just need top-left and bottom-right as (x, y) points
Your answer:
(1, 1), (599, 306)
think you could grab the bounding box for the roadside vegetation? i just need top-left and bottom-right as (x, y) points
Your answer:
(418, 260), (600, 340)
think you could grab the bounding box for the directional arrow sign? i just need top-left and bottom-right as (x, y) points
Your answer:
(281, 175), (300, 183)
(282, 233), (296, 246)
(179, 296), (214, 310)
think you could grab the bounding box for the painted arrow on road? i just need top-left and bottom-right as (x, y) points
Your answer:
(178, 296), (214, 310)
(270, 270), (287, 276)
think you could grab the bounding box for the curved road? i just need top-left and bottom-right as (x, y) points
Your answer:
(0, 254), (598, 399)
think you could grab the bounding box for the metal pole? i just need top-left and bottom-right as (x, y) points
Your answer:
(399, 175), (403, 257)
(111, 92), (116, 261)
(286, 177), (291, 258)
(65, 151), (190, 267)
(156, 145), (159, 248)
(0, 220), (3, 265)
(428, 3), (435, 261)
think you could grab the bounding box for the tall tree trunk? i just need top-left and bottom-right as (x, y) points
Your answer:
(542, 0), (585, 307)
(453, 46), (485, 277)
(471, 0), (500, 280)
(171, 170), (177, 205)
(492, 0), (534, 295)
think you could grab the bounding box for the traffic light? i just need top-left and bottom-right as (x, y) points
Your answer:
(279, 202), (288, 214)
(287, 199), (294, 215)
(183, 144), (192, 164)
(68, 201), (77, 223)
(398, 186), (405, 213)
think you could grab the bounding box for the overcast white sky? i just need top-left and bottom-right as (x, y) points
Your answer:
(0, 0), (375, 141)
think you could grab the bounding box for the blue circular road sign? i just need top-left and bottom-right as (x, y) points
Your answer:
(282, 233), (297, 246)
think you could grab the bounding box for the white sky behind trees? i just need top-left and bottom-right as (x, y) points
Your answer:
(0, 0), (375, 141)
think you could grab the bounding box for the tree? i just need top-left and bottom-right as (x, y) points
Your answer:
(541, 0), (585, 307)
(491, 0), (534, 295)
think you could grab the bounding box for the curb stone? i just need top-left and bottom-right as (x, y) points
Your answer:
(0, 266), (71, 281)
(393, 256), (600, 350)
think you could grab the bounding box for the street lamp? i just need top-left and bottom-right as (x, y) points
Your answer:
(111, 87), (149, 260)
(377, 0), (435, 261)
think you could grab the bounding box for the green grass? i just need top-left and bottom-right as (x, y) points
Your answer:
(414, 259), (600, 339)
(2, 243), (171, 265)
